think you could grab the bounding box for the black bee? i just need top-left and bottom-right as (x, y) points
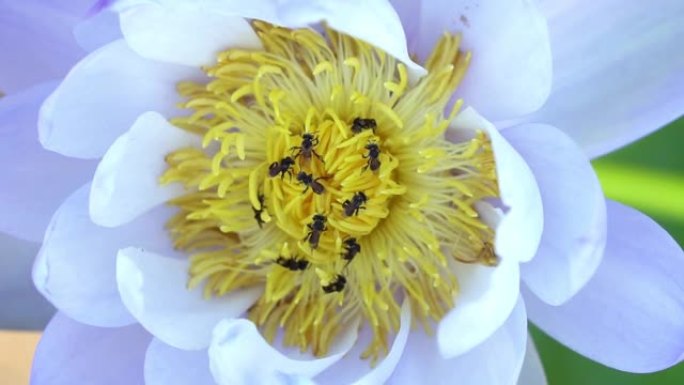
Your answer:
(304, 214), (327, 249)
(296, 171), (325, 194)
(363, 142), (381, 172)
(252, 193), (267, 228)
(351, 118), (376, 134)
(341, 238), (361, 263)
(275, 255), (309, 271)
(322, 274), (347, 293)
(268, 156), (295, 179)
(342, 192), (368, 216)
(291, 133), (323, 161)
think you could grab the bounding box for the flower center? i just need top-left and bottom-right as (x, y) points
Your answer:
(161, 22), (499, 360)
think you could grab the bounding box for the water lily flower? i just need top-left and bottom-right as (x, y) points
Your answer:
(1, 1), (683, 384)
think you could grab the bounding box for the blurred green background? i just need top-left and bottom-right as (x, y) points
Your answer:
(532, 118), (684, 384)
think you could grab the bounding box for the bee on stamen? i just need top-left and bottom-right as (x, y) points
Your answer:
(268, 156), (295, 180)
(275, 255), (309, 271)
(252, 193), (267, 229)
(291, 133), (323, 162)
(341, 238), (361, 265)
(296, 171), (326, 194)
(478, 241), (499, 266)
(363, 142), (381, 172)
(304, 214), (327, 249)
(351, 117), (376, 134)
(322, 274), (347, 293)
(342, 192), (368, 216)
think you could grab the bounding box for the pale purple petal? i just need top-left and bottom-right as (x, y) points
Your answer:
(518, 337), (547, 385)
(38, 39), (203, 159)
(145, 339), (214, 385)
(0, 233), (53, 330)
(0, 1), (92, 93)
(33, 183), (175, 328)
(389, 0), (422, 54)
(412, 0), (552, 120)
(74, 8), (122, 52)
(526, 0), (684, 158)
(31, 312), (151, 385)
(503, 124), (606, 305)
(525, 200), (684, 372)
(0, 81), (95, 242)
(389, 297), (527, 385)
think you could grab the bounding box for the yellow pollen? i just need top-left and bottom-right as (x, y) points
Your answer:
(161, 23), (499, 360)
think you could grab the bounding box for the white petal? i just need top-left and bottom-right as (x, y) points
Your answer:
(120, 2), (261, 67)
(313, 301), (411, 385)
(117, 0), (426, 79)
(0, 81), (95, 242)
(208, 314), (361, 385)
(517, 337), (547, 385)
(437, 256), (520, 358)
(33, 183), (175, 327)
(450, 107), (543, 264)
(414, 0), (552, 120)
(525, 200), (684, 372)
(352, 300), (411, 385)
(112, 0), (280, 21)
(74, 8), (123, 52)
(90, 111), (201, 228)
(277, 0), (426, 82)
(116, 247), (262, 350)
(528, 0), (684, 158)
(39, 39), (203, 159)
(145, 338), (215, 385)
(503, 124), (606, 305)
(390, 297), (528, 385)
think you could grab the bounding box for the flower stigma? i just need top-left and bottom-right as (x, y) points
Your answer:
(161, 22), (499, 360)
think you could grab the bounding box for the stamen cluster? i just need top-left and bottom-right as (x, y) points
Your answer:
(162, 22), (498, 359)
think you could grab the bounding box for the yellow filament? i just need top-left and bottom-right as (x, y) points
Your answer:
(161, 23), (498, 360)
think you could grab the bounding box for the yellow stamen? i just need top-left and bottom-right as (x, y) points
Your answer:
(161, 22), (498, 360)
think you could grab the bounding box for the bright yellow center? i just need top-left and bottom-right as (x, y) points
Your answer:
(161, 22), (499, 360)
